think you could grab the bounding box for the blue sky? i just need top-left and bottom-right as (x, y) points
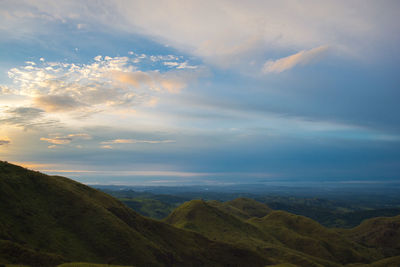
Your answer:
(0, 0), (399, 185)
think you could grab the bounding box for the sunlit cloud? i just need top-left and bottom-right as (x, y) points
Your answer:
(101, 139), (175, 144)
(0, 1), (398, 185)
(40, 133), (92, 146)
(5, 55), (199, 110)
(40, 137), (72, 145)
(111, 70), (188, 93)
(2, 1), (394, 69)
(0, 85), (12, 94)
(10, 161), (55, 170)
(67, 133), (91, 139)
(1, 54), (202, 132)
(263, 46), (329, 74)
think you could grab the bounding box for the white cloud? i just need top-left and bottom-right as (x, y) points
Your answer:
(176, 61), (198, 69)
(262, 46), (329, 74)
(6, 55), (200, 115)
(0, 85), (11, 95)
(163, 62), (179, 67)
(2, 1), (396, 69)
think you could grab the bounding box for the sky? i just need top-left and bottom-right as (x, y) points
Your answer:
(0, 0), (399, 186)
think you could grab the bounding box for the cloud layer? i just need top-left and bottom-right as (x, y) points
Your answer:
(2, 0), (398, 70)
(0, 53), (202, 133)
(263, 46), (329, 73)
(7, 55), (196, 113)
(0, 1), (399, 184)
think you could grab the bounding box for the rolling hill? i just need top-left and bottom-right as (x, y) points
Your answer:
(343, 215), (400, 257)
(1, 161), (400, 267)
(0, 161), (268, 267)
(166, 198), (400, 266)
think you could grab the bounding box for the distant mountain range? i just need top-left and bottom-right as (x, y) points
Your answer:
(0, 161), (399, 266)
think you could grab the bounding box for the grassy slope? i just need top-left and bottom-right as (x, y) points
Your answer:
(249, 211), (378, 264)
(57, 263), (133, 267)
(165, 200), (342, 266)
(342, 215), (400, 257)
(208, 198), (272, 220)
(121, 198), (177, 219)
(2, 161), (399, 267)
(165, 199), (278, 247)
(165, 198), (398, 267)
(0, 161), (269, 267)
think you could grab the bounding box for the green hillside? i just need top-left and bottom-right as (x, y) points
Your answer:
(208, 198), (272, 220)
(343, 215), (400, 257)
(248, 211), (378, 264)
(1, 161), (400, 267)
(165, 198), (400, 266)
(0, 161), (268, 267)
(166, 200), (350, 266)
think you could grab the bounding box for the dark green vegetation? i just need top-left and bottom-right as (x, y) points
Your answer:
(57, 263), (133, 267)
(102, 186), (400, 228)
(1, 161), (400, 266)
(164, 199), (393, 266)
(0, 161), (268, 267)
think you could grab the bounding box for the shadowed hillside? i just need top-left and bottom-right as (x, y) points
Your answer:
(166, 199), (400, 266)
(0, 161), (268, 267)
(343, 215), (400, 257)
(1, 161), (400, 267)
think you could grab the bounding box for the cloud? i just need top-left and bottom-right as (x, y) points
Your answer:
(164, 61), (197, 69)
(262, 46), (329, 74)
(111, 69), (193, 93)
(101, 139), (175, 144)
(67, 133), (91, 139)
(6, 55), (200, 117)
(111, 71), (153, 88)
(4, 107), (44, 120)
(2, 1), (396, 69)
(40, 133), (92, 146)
(0, 106), (59, 130)
(40, 137), (72, 145)
(34, 95), (85, 112)
(0, 85), (12, 94)
(0, 138), (11, 146)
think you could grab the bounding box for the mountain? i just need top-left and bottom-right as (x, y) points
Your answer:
(165, 199), (400, 266)
(248, 211), (378, 264)
(208, 197), (272, 220)
(0, 161), (268, 267)
(343, 215), (400, 257)
(1, 161), (400, 267)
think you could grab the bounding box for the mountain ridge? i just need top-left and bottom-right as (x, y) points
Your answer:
(0, 161), (268, 267)
(1, 161), (400, 266)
